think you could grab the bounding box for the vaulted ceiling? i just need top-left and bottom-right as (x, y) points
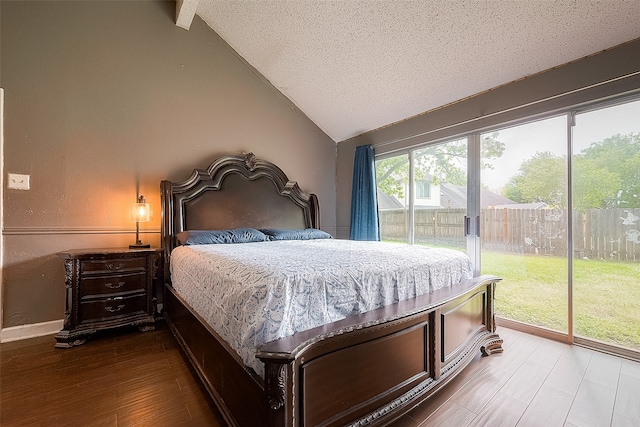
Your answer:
(176, 1), (640, 143)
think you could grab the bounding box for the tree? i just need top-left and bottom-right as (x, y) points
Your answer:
(375, 133), (505, 200)
(502, 151), (566, 207)
(618, 151), (640, 208)
(502, 133), (640, 210)
(577, 133), (640, 208)
(572, 158), (620, 211)
(376, 155), (410, 201)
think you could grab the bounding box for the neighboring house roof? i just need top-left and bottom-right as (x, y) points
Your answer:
(479, 188), (518, 209)
(377, 189), (404, 209)
(377, 183), (519, 210)
(430, 182), (464, 209)
(420, 183), (517, 209)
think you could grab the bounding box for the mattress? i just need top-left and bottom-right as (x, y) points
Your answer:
(170, 239), (472, 377)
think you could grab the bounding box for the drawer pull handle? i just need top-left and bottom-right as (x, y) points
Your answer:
(105, 304), (125, 313)
(105, 281), (126, 289)
(105, 263), (124, 270)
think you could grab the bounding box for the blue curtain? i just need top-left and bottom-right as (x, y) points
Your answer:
(350, 144), (380, 241)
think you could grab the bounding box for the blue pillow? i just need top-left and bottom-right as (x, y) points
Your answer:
(259, 228), (333, 241)
(176, 228), (268, 245)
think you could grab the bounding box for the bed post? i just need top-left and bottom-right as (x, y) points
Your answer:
(480, 280), (503, 356)
(263, 362), (295, 427)
(308, 193), (320, 229)
(160, 180), (174, 285)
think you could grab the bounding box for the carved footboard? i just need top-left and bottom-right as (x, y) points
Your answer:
(257, 275), (502, 427)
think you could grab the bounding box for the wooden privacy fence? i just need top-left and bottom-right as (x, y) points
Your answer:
(379, 208), (640, 261)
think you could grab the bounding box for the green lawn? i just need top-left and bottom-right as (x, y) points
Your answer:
(482, 251), (640, 350)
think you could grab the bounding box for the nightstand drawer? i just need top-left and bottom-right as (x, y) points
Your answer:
(81, 272), (146, 298)
(80, 294), (147, 323)
(81, 257), (147, 275)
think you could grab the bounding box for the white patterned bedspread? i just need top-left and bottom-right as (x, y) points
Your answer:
(170, 239), (472, 377)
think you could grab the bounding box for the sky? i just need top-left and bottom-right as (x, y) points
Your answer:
(481, 99), (640, 192)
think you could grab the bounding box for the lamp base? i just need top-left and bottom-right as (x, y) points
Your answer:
(129, 243), (151, 249)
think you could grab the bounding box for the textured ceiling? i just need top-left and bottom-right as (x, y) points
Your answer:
(194, 1), (640, 143)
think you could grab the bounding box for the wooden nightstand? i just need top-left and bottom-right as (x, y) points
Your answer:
(55, 248), (162, 348)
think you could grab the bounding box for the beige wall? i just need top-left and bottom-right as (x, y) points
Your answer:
(0, 1), (336, 328)
(336, 39), (640, 239)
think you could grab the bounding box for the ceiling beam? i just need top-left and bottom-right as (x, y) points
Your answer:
(175, 0), (200, 30)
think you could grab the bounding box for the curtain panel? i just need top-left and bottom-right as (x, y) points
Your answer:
(349, 144), (380, 241)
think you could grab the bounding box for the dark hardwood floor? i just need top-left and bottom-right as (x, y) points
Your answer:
(1, 323), (639, 426)
(0, 322), (227, 426)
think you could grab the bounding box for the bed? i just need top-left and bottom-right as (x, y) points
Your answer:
(161, 152), (502, 427)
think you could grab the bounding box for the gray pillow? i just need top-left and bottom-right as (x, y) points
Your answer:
(176, 228), (268, 245)
(259, 228), (333, 241)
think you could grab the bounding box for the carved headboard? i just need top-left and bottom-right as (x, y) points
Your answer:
(161, 152), (320, 260)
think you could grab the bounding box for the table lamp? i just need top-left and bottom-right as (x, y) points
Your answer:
(130, 195), (150, 249)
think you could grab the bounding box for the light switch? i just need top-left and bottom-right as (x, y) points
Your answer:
(8, 173), (30, 190)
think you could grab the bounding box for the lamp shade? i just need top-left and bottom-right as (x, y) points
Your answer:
(131, 195), (150, 223)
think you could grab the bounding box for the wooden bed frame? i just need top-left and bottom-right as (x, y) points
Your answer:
(160, 152), (503, 427)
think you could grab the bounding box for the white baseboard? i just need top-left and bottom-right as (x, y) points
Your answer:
(0, 319), (63, 343)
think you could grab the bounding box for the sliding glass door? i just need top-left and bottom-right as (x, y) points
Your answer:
(411, 140), (468, 251)
(374, 95), (639, 358)
(375, 138), (468, 251)
(572, 99), (640, 352)
(479, 116), (569, 334)
(376, 152), (410, 243)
